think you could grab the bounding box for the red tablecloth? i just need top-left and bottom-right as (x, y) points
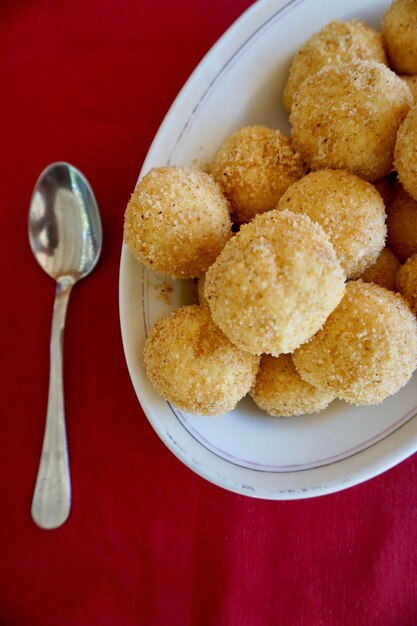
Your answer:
(2, 1), (417, 624)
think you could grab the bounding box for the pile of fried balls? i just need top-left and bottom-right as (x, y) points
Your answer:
(124, 0), (417, 417)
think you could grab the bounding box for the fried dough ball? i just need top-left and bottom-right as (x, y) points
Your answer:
(387, 182), (417, 261)
(395, 104), (417, 201)
(382, 0), (417, 75)
(204, 209), (345, 356)
(293, 281), (417, 405)
(361, 247), (400, 291)
(209, 125), (305, 225)
(396, 254), (417, 315)
(283, 19), (387, 113)
(143, 305), (259, 416)
(124, 166), (231, 279)
(290, 60), (413, 181)
(276, 169), (386, 279)
(401, 76), (417, 103)
(250, 354), (336, 417)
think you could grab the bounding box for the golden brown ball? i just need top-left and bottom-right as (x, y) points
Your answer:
(283, 19), (386, 112)
(396, 253), (417, 315)
(143, 305), (259, 416)
(209, 125), (305, 224)
(276, 169), (386, 279)
(293, 280), (417, 405)
(124, 166), (231, 279)
(387, 182), (417, 261)
(395, 103), (417, 201)
(361, 247), (400, 291)
(382, 0), (417, 75)
(204, 209), (345, 356)
(250, 354), (336, 417)
(290, 60), (413, 181)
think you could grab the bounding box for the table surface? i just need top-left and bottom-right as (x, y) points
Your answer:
(2, 1), (417, 625)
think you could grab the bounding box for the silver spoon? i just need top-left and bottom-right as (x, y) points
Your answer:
(28, 162), (102, 529)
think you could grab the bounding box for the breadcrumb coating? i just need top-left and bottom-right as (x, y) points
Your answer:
(382, 0), (417, 75)
(250, 354), (336, 417)
(143, 305), (259, 416)
(361, 247), (400, 291)
(387, 182), (417, 261)
(293, 280), (417, 405)
(209, 125), (305, 225)
(204, 209), (345, 356)
(396, 253), (417, 315)
(277, 169), (386, 279)
(124, 166), (231, 279)
(401, 75), (417, 103)
(290, 60), (413, 181)
(395, 103), (417, 201)
(283, 19), (387, 112)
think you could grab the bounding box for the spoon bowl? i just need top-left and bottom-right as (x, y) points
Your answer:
(29, 162), (102, 281)
(29, 162), (102, 529)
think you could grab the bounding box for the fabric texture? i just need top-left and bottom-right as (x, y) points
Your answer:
(1, 1), (417, 624)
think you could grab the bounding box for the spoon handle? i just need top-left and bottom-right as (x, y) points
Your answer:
(31, 277), (73, 529)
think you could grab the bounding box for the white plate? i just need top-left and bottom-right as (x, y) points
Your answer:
(119, 0), (417, 499)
